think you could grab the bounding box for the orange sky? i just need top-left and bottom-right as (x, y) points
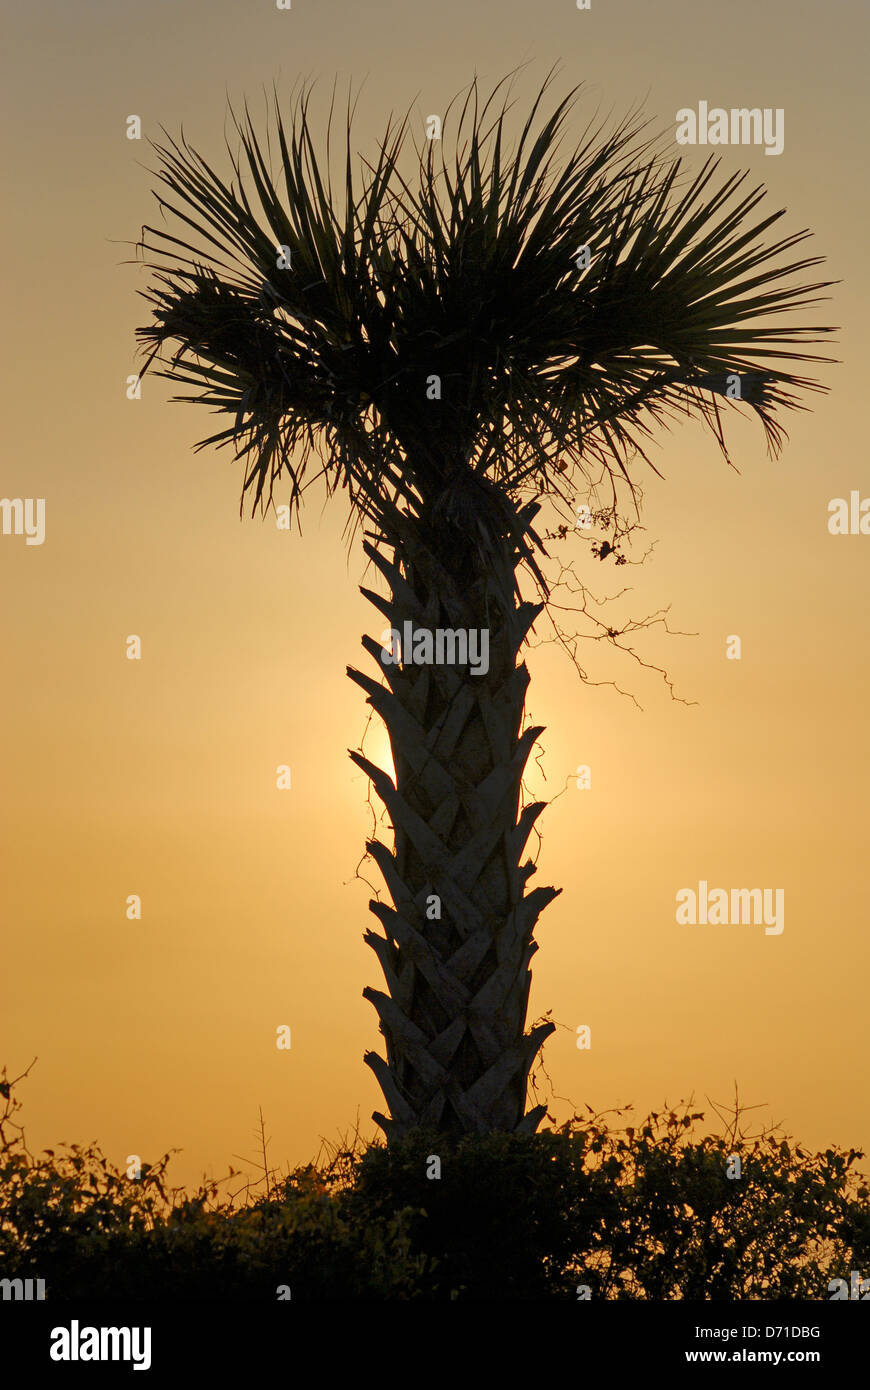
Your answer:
(2, 0), (868, 1192)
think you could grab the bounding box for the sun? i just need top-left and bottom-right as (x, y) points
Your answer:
(361, 720), (396, 782)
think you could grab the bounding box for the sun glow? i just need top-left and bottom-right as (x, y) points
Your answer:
(362, 721), (396, 782)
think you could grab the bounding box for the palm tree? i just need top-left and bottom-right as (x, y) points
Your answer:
(134, 73), (834, 1142)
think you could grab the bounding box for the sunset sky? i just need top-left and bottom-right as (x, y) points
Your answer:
(3, 0), (868, 1193)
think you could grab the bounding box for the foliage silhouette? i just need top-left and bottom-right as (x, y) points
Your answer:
(3, 1066), (867, 1301)
(132, 71), (836, 1139)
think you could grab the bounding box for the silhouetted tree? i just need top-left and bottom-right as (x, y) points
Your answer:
(135, 73), (833, 1140)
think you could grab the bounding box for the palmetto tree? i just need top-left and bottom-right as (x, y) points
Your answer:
(135, 73), (834, 1142)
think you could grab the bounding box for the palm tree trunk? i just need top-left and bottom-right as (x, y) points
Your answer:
(347, 496), (560, 1140)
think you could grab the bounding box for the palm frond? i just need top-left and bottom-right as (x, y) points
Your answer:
(134, 73), (837, 538)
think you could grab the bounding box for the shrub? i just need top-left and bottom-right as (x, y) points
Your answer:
(2, 1065), (868, 1300)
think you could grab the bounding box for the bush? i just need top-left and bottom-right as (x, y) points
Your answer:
(2, 1064), (868, 1300)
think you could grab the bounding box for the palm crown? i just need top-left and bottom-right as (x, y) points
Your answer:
(137, 73), (833, 551)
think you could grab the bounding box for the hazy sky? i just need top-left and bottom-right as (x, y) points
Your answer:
(3, 0), (868, 1191)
